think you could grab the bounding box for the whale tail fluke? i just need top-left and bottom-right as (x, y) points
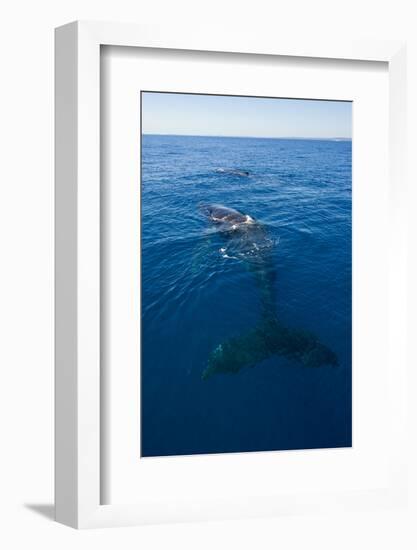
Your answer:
(202, 317), (338, 380)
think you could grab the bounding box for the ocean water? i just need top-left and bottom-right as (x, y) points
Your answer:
(141, 134), (352, 457)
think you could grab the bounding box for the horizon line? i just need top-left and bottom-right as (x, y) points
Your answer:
(142, 133), (352, 141)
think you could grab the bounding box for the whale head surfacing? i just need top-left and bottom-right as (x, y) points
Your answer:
(199, 204), (255, 228)
(199, 203), (274, 263)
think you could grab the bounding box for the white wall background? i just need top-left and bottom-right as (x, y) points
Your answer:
(1, 0), (416, 548)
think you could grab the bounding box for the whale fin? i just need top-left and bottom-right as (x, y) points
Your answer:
(202, 317), (338, 380)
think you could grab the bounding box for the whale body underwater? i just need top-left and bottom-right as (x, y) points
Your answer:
(199, 204), (338, 380)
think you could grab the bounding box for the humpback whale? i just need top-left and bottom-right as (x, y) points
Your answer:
(199, 204), (338, 380)
(214, 168), (250, 177)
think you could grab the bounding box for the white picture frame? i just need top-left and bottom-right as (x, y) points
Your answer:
(55, 21), (407, 529)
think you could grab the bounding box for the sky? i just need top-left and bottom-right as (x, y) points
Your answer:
(141, 92), (352, 139)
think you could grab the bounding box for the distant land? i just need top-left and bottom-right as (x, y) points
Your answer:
(143, 133), (352, 141)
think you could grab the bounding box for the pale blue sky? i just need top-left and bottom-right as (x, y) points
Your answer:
(141, 92), (352, 139)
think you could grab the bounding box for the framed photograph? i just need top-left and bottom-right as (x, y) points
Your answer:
(55, 21), (407, 528)
(139, 91), (351, 458)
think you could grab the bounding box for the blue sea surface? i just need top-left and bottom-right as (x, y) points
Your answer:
(141, 134), (352, 457)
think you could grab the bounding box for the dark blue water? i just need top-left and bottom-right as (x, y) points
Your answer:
(141, 134), (352, 457)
